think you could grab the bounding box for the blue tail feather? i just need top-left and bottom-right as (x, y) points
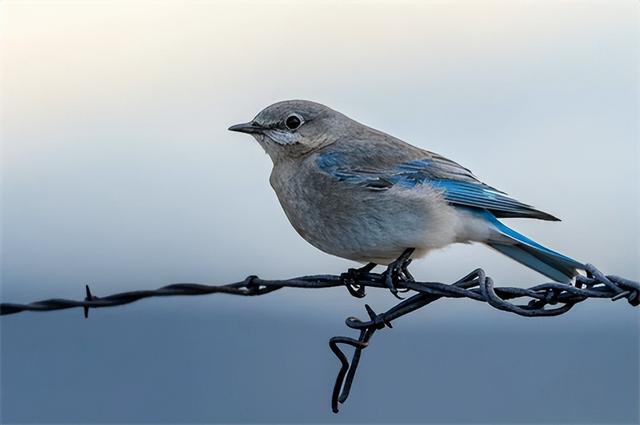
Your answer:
(482, 212), (584, 283)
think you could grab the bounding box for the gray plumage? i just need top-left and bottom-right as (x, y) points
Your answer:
(229, 100), (583, 282)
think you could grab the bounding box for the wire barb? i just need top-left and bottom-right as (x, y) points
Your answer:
(0, 265), (637, 412)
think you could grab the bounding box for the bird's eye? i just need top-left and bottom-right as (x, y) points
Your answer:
(285, 114), (302, 130)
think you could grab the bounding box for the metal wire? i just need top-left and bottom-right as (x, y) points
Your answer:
(1, 263), (638, 413)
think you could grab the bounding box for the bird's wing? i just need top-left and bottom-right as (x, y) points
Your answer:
(315, 149), (559, 221)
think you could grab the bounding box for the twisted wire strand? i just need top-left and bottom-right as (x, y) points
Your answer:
(1, 264), (638, 413)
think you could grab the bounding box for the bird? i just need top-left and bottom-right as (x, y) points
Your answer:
(229, 100), (584, 297)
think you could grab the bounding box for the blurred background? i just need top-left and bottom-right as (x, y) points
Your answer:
(1, 1), (638, 423)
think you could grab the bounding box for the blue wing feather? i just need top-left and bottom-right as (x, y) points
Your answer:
(316, 151), (559, 221)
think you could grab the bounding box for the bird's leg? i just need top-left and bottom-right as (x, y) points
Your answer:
(383, 248), (415, 299)
(340, 262), (377, 298)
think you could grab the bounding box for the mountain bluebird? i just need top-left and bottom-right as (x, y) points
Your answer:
(229, 100), (583, 296)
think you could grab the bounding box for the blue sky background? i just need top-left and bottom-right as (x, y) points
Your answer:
(1, 1), (639, 423)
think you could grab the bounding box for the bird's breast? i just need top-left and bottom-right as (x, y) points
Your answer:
(269, 161), (462, 263)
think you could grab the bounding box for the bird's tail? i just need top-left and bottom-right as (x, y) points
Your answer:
(484, 213), (584, 283)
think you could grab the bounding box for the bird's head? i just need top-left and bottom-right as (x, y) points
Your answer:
(229, 100), (348, 161)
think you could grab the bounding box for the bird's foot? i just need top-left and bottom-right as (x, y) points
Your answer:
(383, 248), (415, 299)
(340, 263), (377, 298)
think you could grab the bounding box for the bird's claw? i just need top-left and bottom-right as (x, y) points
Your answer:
(382, 248), (415, 299)
(341, 269), (366, 298)
(340, 263), (376, 298)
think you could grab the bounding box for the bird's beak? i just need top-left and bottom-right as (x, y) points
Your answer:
(228, 121), (265, 135)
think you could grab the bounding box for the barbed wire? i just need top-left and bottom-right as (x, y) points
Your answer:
(1, 263), (638, 413)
